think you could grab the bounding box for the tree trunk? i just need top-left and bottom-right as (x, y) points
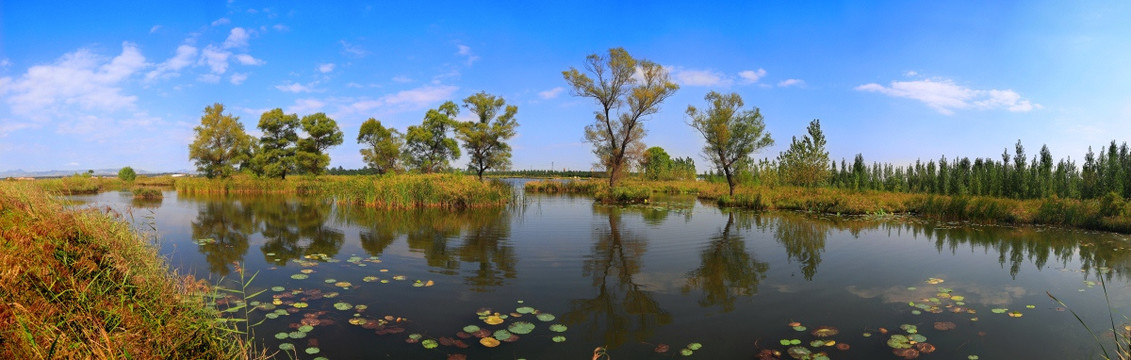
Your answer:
(724, 166), (735, 196)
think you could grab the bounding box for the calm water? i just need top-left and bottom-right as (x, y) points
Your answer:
(73, 181), (1131, 359)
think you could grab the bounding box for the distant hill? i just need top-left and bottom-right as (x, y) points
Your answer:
(0, 168), (194, 178)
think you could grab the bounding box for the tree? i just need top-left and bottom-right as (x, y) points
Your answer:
(404, 101), (461, 173)
(357, 118), (404, 174)
(296, 113), (343, 175)
(687, 91), (774, 195)
(252, 108), (301, 179)
(563, 47), (679, 188)
(189, 103), (253, 178)
(118, 166), (137, 182)
(778, 119), (830, 187)
(642, 146), (673, 180)
(457, 91), (519, 181)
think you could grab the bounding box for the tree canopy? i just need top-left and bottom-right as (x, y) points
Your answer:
(252, 108), (301, 179)
(563, 47), (679, 188)
(457, 91), (519, 181)
(357, 118), (403, 175)
(778, 119), (829, 187)
(404, 101), (461, 173)
(188, 103), (253, 179)
(688, 91), (774, 195)
(117, 166), (137, 182)
(297, 112), (344, 175)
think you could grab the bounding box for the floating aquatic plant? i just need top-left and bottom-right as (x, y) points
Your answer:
(334, 302), (353, 311)
(811, 326), (839, 337)
(279, 343), (294, 351)
(549, 324), (567, 332)
(422, 339), (438, 349)
(933, 321), (956, 331)
(516, 306), (535, 314)
(298, 325), (314, 333)
(508, 321), (535, 334)
(290, 274), (309, 280)
(493, 329), (512, 341)
(480, 337), (500, 348)
(305, 347), (320, 355)
(463, 325), (480, 333)
(536, 313), (556, 322)
(484, 315), (504, 325)
(552, 335), (566, 343)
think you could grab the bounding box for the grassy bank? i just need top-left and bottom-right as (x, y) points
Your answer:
(526, 179), (1131, 234)
(177, 174), (512, 209)
(0, 183), (249, 358)
(30, 175), (124, 195)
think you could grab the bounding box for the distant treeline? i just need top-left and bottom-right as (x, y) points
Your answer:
(731, 140), (1131, 200)
(487, 169), (601, 178)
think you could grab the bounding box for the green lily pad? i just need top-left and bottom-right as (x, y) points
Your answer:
(422, 339), (438, 349)
(363, 276), (379, 282)
(810, 340), (825, 347)
(516, 306), (536, 314)
(680, 348), (693, 356)
(789, 339), (801, 345)
(552, 335), (566, 343)
(508, 321), (535, 335)
(991, 308), (1008, 314)
(463, 325), (481, 333)
(687, 343), (702, 350)
(324, 278), (337, 284)
(787, 346), (811, 358)
(271, 286), (285, 292)
(494, 329), (512, 341)
(265, 313), (279, 319)
(274, 332), (288, 340)
(779, 339), (791, 346)
(549, 324), (568, 333)
(792, 325), (807, 331)
(298, 325), (314, 333)
(290, 274), (309, 280)
(887, 335), (911, 349)
(305, 347), (320, 355)
(279, 343), (294, 351)
(334, 302), (353, 311)
(288, 331), (306, 339)
(536, 313), (556, 322)
(408, 333), (423, 340)
(909, 334), (927, 343)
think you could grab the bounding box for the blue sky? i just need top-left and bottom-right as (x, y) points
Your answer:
(2, 1), (1129, 173)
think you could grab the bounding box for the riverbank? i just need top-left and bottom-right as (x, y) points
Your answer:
(176, 173), (512, 209)
(0, 183), (251, 358)
(525, 179), (1131, 234)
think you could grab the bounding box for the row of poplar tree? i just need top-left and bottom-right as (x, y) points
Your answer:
(187, 91), (518, 180)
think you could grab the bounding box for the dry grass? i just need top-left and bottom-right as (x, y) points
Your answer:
(0, 182), (254, 359)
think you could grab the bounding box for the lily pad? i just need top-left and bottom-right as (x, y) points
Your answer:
(681, 348), (693, 356)
(933, 321), (956, 331)
(288, 331), (306, 339)
(334, 302), (353, 311)
(787, 346), (811, 359)
(552, 335), (566, 343)
(271, 286), (285, 292)
(463, 325), (481, 333)
(484, 315), (504, 325)
(792, 325), (807, 331)
(516, 306), (535, 314)
(363, 276), (379, 282)
(991, 308), (1008, 314)
(298, 325), (314, 333)
(536, 313), (556, 322)
(887, 335), (911, 349)
(1008, 311), (1023, 318)
(422, 339), (438, 349)
(687, 343), (702, 351)
(549, 324), (567, 333)
(811, 325), (839, 337)
(274, 332), (288, 340)
(480, 337), (500, 348)
(279, 343), (294, 351)
(305, 347), (320, 355)
(290, 274), (309, 280)
(493, 329), (512, 341)
(508, 321), (535, 334)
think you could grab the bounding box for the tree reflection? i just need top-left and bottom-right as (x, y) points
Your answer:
(190, 199), (256, 276)
(683, 212), (769, 311)
(772, 213), (829, 280)
(254, 197), (344, 264)
(563, 205), (671, 347)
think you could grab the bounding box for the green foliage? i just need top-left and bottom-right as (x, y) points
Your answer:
(251, 108), (300, 179)
(118, 166), (137, 182)
(563, 47), (679, 188)
(688, 91), (773, 195)
(778, 119), (829, 187)
(457, 91), (519, 180)
(297, 112), (344, 175)
(188, 103), (253, 179)
(357, 118), (404, 175)
(641, 146), (695, 181)
(404, 101), (461, 173)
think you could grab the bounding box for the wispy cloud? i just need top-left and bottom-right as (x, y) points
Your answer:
(340, 40), (368, 57)
(456, 45), (479, 65)
(234, 54), (264, 65)
(778, 79), (805, 87)
(275, 82), (313, 93)
(318, 63), (335, 73)
(343, 85), (459, 115)
(211, 18), (230, 26)
(272, 24), (289, 32)
(855, 77), (1039, 115)
(669, 67), (731, 87)
(5, 42), (145, 117)
(539, 87), (564, 99)
(287, 98), (326, 114)
(738, 69), (767, 84)
(146, 44), (198, 81)
(199, 45), (230, 74)
(391, 75), (413, 83)
(229, 73), (248, 85)
(149, 25), (161, 34)
(223, 27), (250, 49)
(197, 73), (221, 83)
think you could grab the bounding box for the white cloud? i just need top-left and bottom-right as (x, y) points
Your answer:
(855, 77), (1039, 115)
(539, 87), (564, 99)
(223, 27), (250, 49)
(391, 75), (413, 83)
(145, 44), (198, 81)
(0, 58), (10, 69)
(778, 79), (805, 87)
(456, 45), (479, 65)
(211, 18), (230, 26)
(287, 98), (325, 114)
(197, 74), (221, 83)
(199, 46), (230, 74)
(275, 82), (312, 93)
(229, 73), (248, 85)
(382, 85), (458, 106)
(149, 25), (161, 34)
(235, 54), (265, 65)
(5, 42), (145, 117)
(738, 69), (767, 84)
(272, 24), (289, 32)
(318, 63), (335, 73)
(669, 67), (730, 87)
(340, 40), (368, 57)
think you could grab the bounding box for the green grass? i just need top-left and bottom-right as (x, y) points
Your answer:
(177, 174), (513, 209)
(32, 175), (124, 195)
(132, 187), (164, 200)
(0, 182), (258, 359)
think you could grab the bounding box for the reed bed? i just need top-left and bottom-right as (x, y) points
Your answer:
(177, 174), (513, 209)
(0, 182), (251, 359)
(32, 175), (124, 195)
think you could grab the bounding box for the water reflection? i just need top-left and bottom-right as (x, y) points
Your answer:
(683, 212), (769, 312)
(769, 213), (829, 280)
(563, 205), (672, 347)
(190, 199), (256, 275)
(337, 205), (516, 290)
(256, 197), (344, 265)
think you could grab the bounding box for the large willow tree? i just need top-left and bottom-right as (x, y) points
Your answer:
(562, 47), (679, 188)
